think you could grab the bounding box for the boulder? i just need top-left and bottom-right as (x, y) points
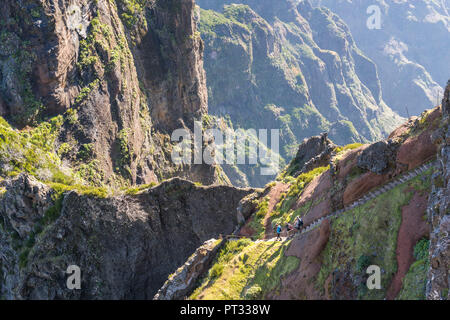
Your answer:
(288, 132), (335, 177)
(357, 140), (397, 174)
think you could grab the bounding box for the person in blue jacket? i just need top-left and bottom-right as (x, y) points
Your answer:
(276, 224), (282, 241)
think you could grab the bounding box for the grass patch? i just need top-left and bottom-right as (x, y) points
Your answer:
(285, 166), (329, 196)
(48, 182), (108, 199)
(266, 166), (329, 233)
(397, 238), (430, 300)
(335, 143), (363, 154)
(190, 239), (299, 300)
(315, 169), (433, 299)
(247, 197), (269, 240)
(123, 182), (158, 195)
(0, 115), (79, 184)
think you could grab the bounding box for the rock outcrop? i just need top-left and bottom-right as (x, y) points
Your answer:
(426, 80), (450, 300)
(0, 174), (55, 238)
(285, 132), (335, 177)
(357, 140), (397, 174)
(154, 238), (224, 300)
(0, 175), (254, 299)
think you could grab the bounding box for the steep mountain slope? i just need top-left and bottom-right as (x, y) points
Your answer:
(312, 0), (450, 117)
(0, 175), (254, 299)
(196, 0), (403, 168)
(161, 83), (449, 300)
(0, 0), (224, 188)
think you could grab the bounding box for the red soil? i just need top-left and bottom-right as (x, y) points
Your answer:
(239, 216), (256, 237)
(336, 146), (367, 182)
(396, 108), (441, 170)
(343, 171), (390, 206)
(388, 118), (416, 140)
(238, 182), (290, 238)
(263, 182), (290, 238)
(396, 130), (437, 170)
(267, 219), (331, 299)
(293, 170), (333, 210)
(386, 192), (430, 300)
(303, 198), (332, 226)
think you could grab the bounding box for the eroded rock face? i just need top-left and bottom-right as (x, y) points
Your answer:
(0, 176), (254, 299)
(426, 80), (450, 300)
(154, 238), (223, 300)
(129, 0), (208, 132)
(357, 140), (397, 174)
(0, 174), (54, 238)
(288, 133), (335, 177)
(0, 0), (219, 187)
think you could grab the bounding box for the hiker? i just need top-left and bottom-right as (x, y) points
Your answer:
(285, 222), (294, 237)
(276, 224), (282, 241)
(294, 216), (304, 232)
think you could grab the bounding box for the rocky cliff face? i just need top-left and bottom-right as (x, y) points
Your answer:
(0, 174), (254, 299)
(0, 0), (221, 188)
(312, 0), (449, 117)
(196, 0), (403, 156)
(426, 80), (450, 300)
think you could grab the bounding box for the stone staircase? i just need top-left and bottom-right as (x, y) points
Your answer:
(227, 160), (436, 242)
(299, 160), (436, 235)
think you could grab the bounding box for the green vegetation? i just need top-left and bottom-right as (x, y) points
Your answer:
(116, 0), (148, 29)
(48, 182), (108, 199)
(0, 26), (44, 125)
(124, 182), (158, 195)
(407, 108), (441, 138)
(0, 115), (72, 181)
(65, 108), (79, 125)
(247, 196), (269, 240)
(266, 166), (330, 233)
(0, 110), (110, 196)
(75, 79), (100, 105)
(76, 160), (105, 187)
(286, 166), (329, 197)
(77, 143), (94, 161)
(198, 7), (250, 39)
(397, 238), (430, 300)
(335, 120), (360, 143)
(116, 128), (132, 177)
(15, 186), (64, 270)
(190, 239), (299, 300)
(13, 175), (108, 270)
(335, 142), (364, 154)
(316, 168), (433, 299)
(270, 198), (311, 233)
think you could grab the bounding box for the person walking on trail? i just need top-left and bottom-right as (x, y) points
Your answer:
(285, 222), (294, 237)
(276, 224), (282, 241)
(294, 216), (304, 232)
